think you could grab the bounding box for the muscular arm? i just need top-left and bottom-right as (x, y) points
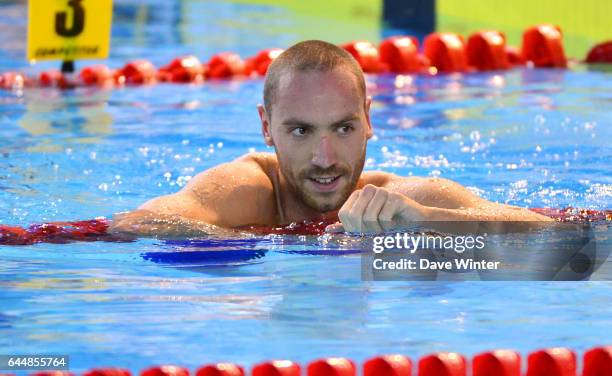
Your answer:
(334, 172), (553, 234)
(382, 174), (551, 222)
(109, 154), (276, 238)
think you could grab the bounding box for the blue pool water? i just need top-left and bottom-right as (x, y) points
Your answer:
(1, 0), (611, 373)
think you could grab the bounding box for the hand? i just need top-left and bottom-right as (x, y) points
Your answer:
(108, 210), (158, 236)
(325, 184), (428, 234)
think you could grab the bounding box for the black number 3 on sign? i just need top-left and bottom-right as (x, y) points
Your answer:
(55, 0), (85, 37)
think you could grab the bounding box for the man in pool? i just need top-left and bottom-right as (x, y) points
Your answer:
(110, 40), (551, 237)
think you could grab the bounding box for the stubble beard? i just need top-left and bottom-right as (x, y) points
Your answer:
(278, 147), (366, 214)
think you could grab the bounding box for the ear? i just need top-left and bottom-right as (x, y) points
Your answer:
(258, 104), (274, 146)
(364, 95), (373, 139)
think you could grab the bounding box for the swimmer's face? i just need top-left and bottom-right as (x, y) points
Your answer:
(258, 68), (372, 212)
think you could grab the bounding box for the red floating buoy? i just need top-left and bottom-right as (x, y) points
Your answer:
(83, 368), (132, 376)
(379, 36), (423, 73)
(307, 358), (356, 376)
(423, 33), (469, 73)
(205, 52), (246, 79)
(0, 71), (29, 90)
(341, 41), (387, 73)
(526, 348), (576, 376)
(418, 352), (466, 376)
(252, 360), (300, 376)
(39, 70), (64, 87)
(522, 25), (567, 68)
(245, 49), (284, 76)
(585, 41), (612, 64)
(115, 60), (157, 85)
(158, 56), (205, 83)
(583, 346), (612, 376)
(363, 355), (412, 376)
(467, 31), (510, 71)
(473, 350), (521, 376)
(196, 363), (244, 376)
(140, 365), (190, 376)
(80, 65), (115, 87)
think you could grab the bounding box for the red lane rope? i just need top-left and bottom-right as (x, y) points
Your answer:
(529, 207), (612, 222)
(0, 208), (610, 246)
(1, 24), (584, 92)
(243, 219), (337, 236)
(24, 345), (612, 376)
(0, 218), (120, 245)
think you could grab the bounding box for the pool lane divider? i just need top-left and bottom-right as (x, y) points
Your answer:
(253, 361), (300, 376)
(14, 346), (612, 376)
(0, 208), (611, 246)
(472, 350), (521, 375)
(0, 218), (121, 246)
(585, 41), (612, 64)
(521, 25), (568, 69)
(527, 348), (577, 376)
(195, 364), (245, 376)
(0, 217), (339, 245)
(3, 24), (608, 92)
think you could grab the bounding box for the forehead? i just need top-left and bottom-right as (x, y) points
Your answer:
(271, 69), (364, 125)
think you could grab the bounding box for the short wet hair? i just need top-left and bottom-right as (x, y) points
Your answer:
(263, 40), (366, 117)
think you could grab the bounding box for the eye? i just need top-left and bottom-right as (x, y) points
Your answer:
(337, 124), (353, 134)
(291, 127), (308, 136)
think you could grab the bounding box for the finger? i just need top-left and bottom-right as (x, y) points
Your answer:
(379, 194), (401, 231)
(348, 184), (377, 233)
(339, 190), (361, 232)
(339, 189), (361, 215)
(362, 188), (388, 233)
(324, 222), (345, 233)
(395, 195), (423, 221)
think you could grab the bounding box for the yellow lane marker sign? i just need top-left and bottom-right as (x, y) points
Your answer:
(27, 0), (113, 61)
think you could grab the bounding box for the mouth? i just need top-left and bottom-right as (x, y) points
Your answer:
(307, 175), (342, 192)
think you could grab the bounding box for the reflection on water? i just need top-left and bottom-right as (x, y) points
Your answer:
(18, 89), (113, 153)
(2, 231), (611, 370)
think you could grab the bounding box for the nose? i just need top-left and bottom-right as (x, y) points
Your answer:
(311, 135), (337, 169)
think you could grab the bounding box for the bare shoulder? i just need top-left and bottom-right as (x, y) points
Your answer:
(236, 152), (279, 172)
(180, 152), (279, 227)
(185, 152), (274, 188)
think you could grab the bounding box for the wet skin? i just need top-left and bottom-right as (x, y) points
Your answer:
(110, 69), (552, 237)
